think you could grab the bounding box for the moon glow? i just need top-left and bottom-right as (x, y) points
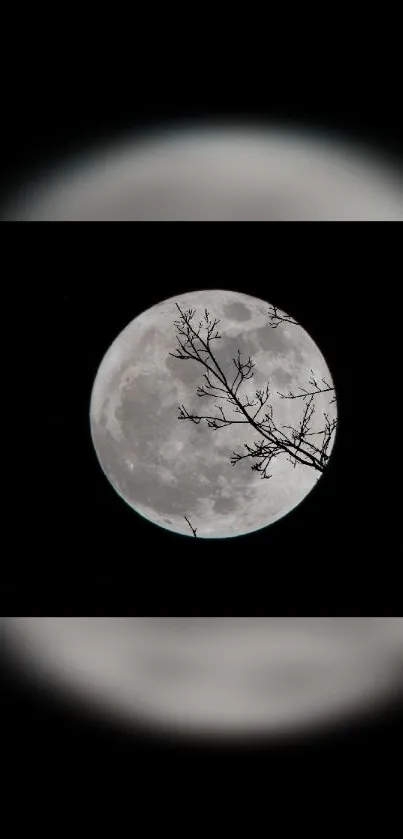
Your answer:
(89, 290), (336, 538)
(4, 125), (403, 219)
(4, 618), (403, 741)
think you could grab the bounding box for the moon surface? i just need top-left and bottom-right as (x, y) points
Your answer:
(4, 617), (403, 740)
(4, 125), (403, 219)
(90, 289), (336, 538)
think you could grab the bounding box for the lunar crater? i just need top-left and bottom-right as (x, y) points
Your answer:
(222, 301), (252, 322)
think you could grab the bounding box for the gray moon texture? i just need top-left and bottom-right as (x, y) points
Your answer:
(4, 617), (403, 739)
(89, 289), (336, 539)
(3, 125), (403, 220)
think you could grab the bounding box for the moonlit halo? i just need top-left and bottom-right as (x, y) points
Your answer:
(4, 617), (403, 741)
(89, 289), (336, 538)
(3, 125), (403, 220)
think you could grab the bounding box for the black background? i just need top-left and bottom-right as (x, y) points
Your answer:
(2, 223), (400, 609)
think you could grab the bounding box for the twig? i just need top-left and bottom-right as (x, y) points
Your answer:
(268, 304), (299, 329)
(184, 515), (197, 537)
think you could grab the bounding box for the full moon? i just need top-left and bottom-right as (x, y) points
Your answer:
(90, 290), (336, 538)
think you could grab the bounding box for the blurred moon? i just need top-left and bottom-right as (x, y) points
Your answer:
(89, 289), (337, 538)
(4, 617), (403, 740)
(4, 125), (403, 219)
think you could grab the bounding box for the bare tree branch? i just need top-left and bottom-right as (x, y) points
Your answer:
(268, 304), (299, 329)
(171, 303), (337, 482)
(278, 369), (336, 402)
(184, 515), (197, 537)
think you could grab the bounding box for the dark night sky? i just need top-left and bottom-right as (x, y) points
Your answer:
(1, 225), (400, 614)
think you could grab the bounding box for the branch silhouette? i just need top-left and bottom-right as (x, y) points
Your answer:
(171, 303), (337, 480)
(278, 369), (337, 405)
(184, 515), (198, 537)
(268, 304), (299, 329)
